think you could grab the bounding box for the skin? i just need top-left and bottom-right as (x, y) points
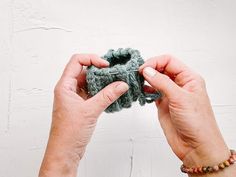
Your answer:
(39, 54), (236, 177)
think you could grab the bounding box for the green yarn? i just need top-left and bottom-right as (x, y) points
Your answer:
(86, 48), (162, 113)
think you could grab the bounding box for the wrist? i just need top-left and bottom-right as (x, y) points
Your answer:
(39, 136), (81, 177)
(39, 153), (79, 177)
(182, 138), (234, 176)
(183, 141), (230, 167)
(39, 147), (80, 177)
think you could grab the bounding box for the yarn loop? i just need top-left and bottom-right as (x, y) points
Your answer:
(86, 48), (162, 113)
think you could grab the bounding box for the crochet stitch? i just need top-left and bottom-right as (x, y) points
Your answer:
(86, 48), (162, 113)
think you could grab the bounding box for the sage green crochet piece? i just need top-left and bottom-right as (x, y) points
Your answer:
(86, 48), (162, 113)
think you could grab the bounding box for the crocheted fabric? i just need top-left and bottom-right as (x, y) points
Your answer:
(86, 48), (162, 113)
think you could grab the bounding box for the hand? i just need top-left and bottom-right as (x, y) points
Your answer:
(39, 54), (129, 177)
(139, 55), (235, 176)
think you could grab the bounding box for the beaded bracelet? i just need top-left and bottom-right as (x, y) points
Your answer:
(181, 149), (236, 174)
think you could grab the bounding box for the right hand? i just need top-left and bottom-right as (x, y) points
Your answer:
(139, 55), (230, 169)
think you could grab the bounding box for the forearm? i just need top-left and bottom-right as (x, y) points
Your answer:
(39, 156), (78, 177)
(39, 136), (80, 177)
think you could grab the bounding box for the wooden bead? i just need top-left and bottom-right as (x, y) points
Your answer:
(219, 163), (225, 169)
(180, 165), (187, 173)
(213, 165), (219, 171)
(193, 168), (198, 173)
(207, 166), (214, 173)
(224, 160), (230, 167)
(202, 167), (208, 173)
(188, 168), (194, 173)
(229, 158), (235, 164)
(197, 167), (203, 173)
(186, 168), (192, 173)
(185, 169), (190, 173)
(230, 149), (236, 155)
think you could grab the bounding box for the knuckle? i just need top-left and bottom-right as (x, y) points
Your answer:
(70, 54), (83, 63)
(89, 54), (99, 58)
(162, 74), (171, 81)
(162, 54), (175, 60)
(53, 80), (68, 96)
(70, 54), (79, 61)
(102, 89), (115, 104)
(54, 86), (65, 97)
(196, 74), (206, 86)
(54, 83), (61, 95)
(163, 54), (173, 58)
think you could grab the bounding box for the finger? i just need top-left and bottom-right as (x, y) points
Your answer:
(57, 54), (109, 93)
(85, 81), (129, 115)
(142, 67), (183, 100)
(139, 55), (188, 78)
(76, 69), (87, 89)
(62, 54), (109, 79)
(143, 85), (156, 94)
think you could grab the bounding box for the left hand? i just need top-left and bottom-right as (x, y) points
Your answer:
(39, 54), (129, 177)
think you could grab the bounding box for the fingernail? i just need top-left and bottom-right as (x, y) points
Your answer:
(116, 82), (129, 93)
(143, 67), (157, 77)
(103, 60), (110, 65)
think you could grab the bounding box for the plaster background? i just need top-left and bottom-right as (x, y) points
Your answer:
(0, 0), (236, 176)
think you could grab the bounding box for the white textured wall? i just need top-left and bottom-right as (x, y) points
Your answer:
(0, 0), (236, 177)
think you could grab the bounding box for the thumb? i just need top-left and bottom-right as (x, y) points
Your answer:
(142, 67), (182, 99)
(86, 81), (129, 115)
